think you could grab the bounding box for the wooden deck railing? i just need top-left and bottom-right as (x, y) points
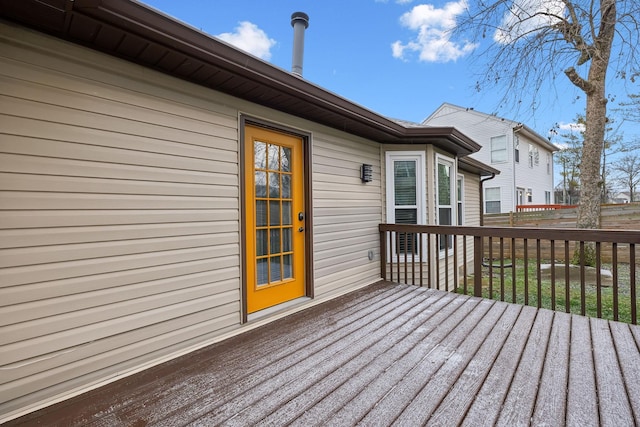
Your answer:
(379, 224), (640, 324)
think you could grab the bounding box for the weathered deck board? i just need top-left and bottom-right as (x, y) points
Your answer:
(531, 311), (571, 426)
(566, 315), (600, 427)
(591, 317), (635, 426)
(7, 281), (640, 427)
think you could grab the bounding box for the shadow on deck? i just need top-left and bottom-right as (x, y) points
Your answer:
(8, 281), (640, 426)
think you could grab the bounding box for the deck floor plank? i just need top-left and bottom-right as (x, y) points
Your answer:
(495, 308), (554, 426)
(566, 315), (600, 427)
(393, 300), (508, 426)
(178, 286), (427, 425)
(296, 291), (469, 426)
(531, 311), (571, 426)
(355, 296), (495, 426)
(426, 303), (522, 426)
(610, 321), (640, 424)
(590, 317), (635, 426)
(6, 281), (640, 427)
(460, 305), (538, 427)
(260, 290), (453, 426)
(216, 289), (449, 426)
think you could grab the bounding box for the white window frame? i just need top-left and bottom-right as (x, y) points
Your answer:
(436, 154), (455, 255)
(485, 187), (501, 213)
(514, 136), (520, 163)
(528, 144), (534, 168)
(490, 135), (508, 164)
(457, 175), (464, 226)
(385, 151), (426, 261)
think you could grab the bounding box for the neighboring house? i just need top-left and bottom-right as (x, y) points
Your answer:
(610, 191), (632, 203)
(0, 1), (497, 422)
(423, 103), (558, 214)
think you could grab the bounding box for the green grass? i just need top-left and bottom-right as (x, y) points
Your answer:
(455, 259), (639, 324)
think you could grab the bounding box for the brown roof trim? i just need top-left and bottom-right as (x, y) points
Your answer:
(458, 156), (500, 177)
(0, 0), (480, 156)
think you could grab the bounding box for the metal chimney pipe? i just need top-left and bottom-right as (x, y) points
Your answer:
(290, 12), (309, 76)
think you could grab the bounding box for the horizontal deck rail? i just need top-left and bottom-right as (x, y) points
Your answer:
(379, 224), (640, 324)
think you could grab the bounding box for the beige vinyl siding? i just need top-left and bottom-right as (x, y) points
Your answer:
(0, 24), (241, 418)
(312, 133), (382, 296)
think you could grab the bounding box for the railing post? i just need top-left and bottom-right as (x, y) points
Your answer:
(380, 227), (387, 281)
(474, 235), (482, 297)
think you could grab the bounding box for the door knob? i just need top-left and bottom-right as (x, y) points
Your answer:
(298, 227), (304, 232)
(298, 212), (305, 221)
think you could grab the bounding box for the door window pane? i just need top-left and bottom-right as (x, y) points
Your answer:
(281, 147), (291, 172)
(256, 200), (267, 226)
(269, 172), (280, 198)
(268, 144), (279, 170)
(254, 141), (267, 169)
(269, 201), (280, 226)
(257, 258), (268, 285)
(283, 254), (293, 279)
(270, 256), (282, 282)
(256, 229), (267, 256)
(282, 175), (291, 198)
(255, 171), (267, 197)
(283, 227), (292, 252)
(270, 229), (281, 254)
(282, 201), (292, 225)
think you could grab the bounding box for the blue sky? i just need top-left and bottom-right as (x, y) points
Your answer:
(140, 0), (639, 154)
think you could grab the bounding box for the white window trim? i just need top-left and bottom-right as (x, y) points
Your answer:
(457, 174), (464, 226)
(485, 186), (501, 214)
(385, 151), (426, 261)
(490, 135), (508, 164)
(435, 154), (456, 256)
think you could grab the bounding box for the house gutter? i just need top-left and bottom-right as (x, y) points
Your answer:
(479, 173), (497, 226)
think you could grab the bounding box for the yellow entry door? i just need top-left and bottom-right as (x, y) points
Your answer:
(244, 125), (306, 313)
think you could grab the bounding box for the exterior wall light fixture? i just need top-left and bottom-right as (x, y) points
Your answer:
(361, 164), (373, 183)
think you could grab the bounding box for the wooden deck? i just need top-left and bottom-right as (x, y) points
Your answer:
(8, 281), (640, 426)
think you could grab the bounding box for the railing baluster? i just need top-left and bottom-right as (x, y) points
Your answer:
(488, 236), (493, 299)
(463, 235), (468, 294)
(445, 234), (450, 292)
(419, 232), (424, 287)
(377, 224), (638, 324)
(536, 238), (542, 309)
(631, 244), (637, 325)
(427, 233), (432, 288)
(579, 241), (586, 316)
(564, 240), (570, 313)
(612, 242), (619, 322)
(436, 235), (441, 291)
(454, 234), (458, 292)
(550, 239), (556, 311)
(474, 235), (482, 297)
(511, 237), (517, 303)
(500, 238), (505, 301)
(524, 238), (529, 306)
(596, 242), (602, 319)
(380, 229), (387, 281)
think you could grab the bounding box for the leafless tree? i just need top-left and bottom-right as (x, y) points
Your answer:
(613, 153), (640, 202)
(455, 0), (640, 264)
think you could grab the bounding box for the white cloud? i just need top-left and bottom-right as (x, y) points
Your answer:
(494, 0), (565, 44)
(392, 1), (477, 63)
(216, 21), (276, 60)
(558, 122), (585, 132)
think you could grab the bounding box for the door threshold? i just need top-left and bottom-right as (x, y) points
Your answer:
(247, 297), (311, 322)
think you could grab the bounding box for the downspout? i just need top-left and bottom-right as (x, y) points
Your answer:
(479, 173), (497, 226)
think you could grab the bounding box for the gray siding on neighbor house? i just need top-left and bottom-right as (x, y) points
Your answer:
(0, 23), (385, 421)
